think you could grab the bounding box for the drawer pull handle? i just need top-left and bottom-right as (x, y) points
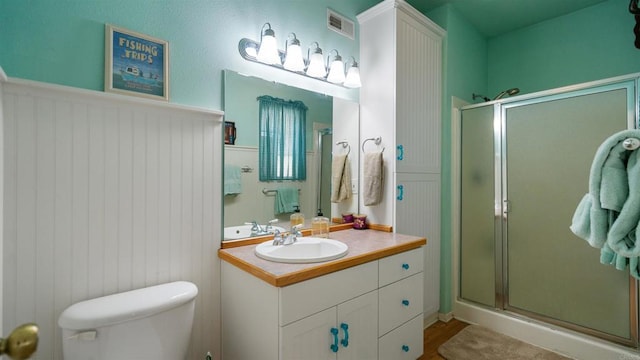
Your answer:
(330, 327), (339, 353)
(340, 323), (349, 347)
(402, 345), (410, 352)
(402, 263), (410, 270)
(397, 144), (404, 160)
(402, 299), (410, 306)
(397, 185), (404, 200)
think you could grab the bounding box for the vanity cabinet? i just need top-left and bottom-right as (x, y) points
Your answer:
(221, 246), (425, 360)
(358, 0), (444, 321)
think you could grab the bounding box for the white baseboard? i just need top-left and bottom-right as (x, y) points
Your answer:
(423, 312), (439, 329)
(438, 312), (453, 322)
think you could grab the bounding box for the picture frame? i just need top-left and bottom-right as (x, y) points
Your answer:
(104, 24), (169, 101)
(225, 121), (237, 145)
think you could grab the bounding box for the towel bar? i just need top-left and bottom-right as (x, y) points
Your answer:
(622, 137), (640, 150)
(262, 188), (301, 195)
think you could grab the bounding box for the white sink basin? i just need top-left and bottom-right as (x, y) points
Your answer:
(224, 225), (286, 240)
(255, 237), (349, 263)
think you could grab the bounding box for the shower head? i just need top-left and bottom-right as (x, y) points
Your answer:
(493, 88), (520, 100)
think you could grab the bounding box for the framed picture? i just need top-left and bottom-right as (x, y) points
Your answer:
(105, 24), (169, 101)
(225, 121), (236, 145)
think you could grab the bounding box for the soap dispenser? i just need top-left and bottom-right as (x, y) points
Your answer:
(290, 206), (305, 227)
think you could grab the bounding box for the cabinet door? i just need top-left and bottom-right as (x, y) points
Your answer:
(281, 308), (337, 360)
(395, 172), (440, 317)
(337, 291), (378, 360)
(396, 9), (442, 174)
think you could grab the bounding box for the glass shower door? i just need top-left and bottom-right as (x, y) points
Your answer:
(503, 85), (635, 343)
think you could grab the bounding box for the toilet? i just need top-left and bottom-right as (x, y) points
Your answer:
(58, 281), (198, 360)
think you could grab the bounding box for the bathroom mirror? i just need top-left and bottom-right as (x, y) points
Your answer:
(223, 70), (359, 241)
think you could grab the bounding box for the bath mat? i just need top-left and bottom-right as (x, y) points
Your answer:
(438, 325), (572, 360)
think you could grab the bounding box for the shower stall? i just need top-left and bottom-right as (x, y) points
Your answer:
(315, 128), (332, 217)
(458, 76), (639, 348)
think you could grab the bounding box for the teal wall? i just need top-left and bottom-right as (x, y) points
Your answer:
(0, 0), (374, 109)
(427, 4), (488, 315)
(488, 0), (640, 97)
(224, 70), (332, 150)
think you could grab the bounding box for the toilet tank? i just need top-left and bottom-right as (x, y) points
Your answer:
(58, 281), (198, 360)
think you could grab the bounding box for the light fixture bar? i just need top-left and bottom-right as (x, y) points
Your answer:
(238, 37), (361, 88)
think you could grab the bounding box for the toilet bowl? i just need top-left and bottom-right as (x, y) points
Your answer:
(58, 281), (198, 360)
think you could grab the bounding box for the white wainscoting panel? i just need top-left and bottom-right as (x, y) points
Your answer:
(2, 79), (223, 359)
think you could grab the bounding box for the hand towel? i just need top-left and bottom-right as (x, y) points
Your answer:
(331, 154), (353, 203)
(363, 151), (383, 206)
(224, 165), (242, 195)
(570, 129), (640, 279)
(275, 187), (299, 214)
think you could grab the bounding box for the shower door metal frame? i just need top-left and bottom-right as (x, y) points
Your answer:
(496, 78), (639, 347)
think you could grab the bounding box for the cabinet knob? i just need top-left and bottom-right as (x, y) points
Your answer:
(402, 263), (410, 270)
(402, 345), (410, 352)
(330, 327), (339, 353)
(402, 299), (410, 306)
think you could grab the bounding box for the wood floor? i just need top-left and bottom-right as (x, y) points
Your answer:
(420, 318), (470, 360)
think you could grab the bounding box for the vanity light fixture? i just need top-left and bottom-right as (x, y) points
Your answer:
(257, 23), (280, 65)
(237, 23), (361, 88)
(326, 49), (345, 84)
(343, 57), (362, 88)
(283, 33), (305, 72)
(306, 42), (327, 78)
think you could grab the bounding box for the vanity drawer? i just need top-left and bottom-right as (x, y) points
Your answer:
(279, 261), (378, 326)
(379, 272), (423, 336)
(378, 314), (423, 360)
(379, 247), (423, 287)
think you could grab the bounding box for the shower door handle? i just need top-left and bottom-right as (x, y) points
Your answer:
(503, 199), (510, 213)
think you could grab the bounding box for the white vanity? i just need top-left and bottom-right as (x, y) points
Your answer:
(219, 229), (426, 359)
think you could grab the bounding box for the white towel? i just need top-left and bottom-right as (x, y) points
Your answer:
(331, 154), (352, 203)
(363, 151), (383, 206)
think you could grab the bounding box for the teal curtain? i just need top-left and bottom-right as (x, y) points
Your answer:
(258, 95), (307, 181)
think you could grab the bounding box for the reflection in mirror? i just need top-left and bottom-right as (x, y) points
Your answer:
(223, 70), (359, 241)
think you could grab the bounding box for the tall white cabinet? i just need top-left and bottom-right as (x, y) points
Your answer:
(358, 0), (444, 321)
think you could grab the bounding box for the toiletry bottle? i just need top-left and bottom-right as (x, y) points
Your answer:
(290, 206), (304, 227)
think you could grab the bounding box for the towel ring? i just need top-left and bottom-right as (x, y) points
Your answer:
(362, 137), (384, 152)
(336, 141), (351, 156)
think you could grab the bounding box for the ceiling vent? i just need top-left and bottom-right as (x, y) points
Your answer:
(327, 9), (355, 40)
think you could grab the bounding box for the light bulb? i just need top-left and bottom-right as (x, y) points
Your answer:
(327, 57), (345, 84)
(283, 36), (305, 72)
(343, 64), (361, 88)
(257, 24), (280, 65)
(306, 45), (326, 78)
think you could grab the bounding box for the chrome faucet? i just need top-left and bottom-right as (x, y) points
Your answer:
(272, 229), (284, 245)
(264, 218), (279, 233)
(247, 221), (263, 234)
(272, 224), (303, 246)
(283, 224), (303, 245)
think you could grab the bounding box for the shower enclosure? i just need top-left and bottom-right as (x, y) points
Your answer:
(459, 76), (638, 346)
(316, 128), (332, 217)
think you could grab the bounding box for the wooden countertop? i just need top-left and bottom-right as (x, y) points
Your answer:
(218, 229), (426, 287)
